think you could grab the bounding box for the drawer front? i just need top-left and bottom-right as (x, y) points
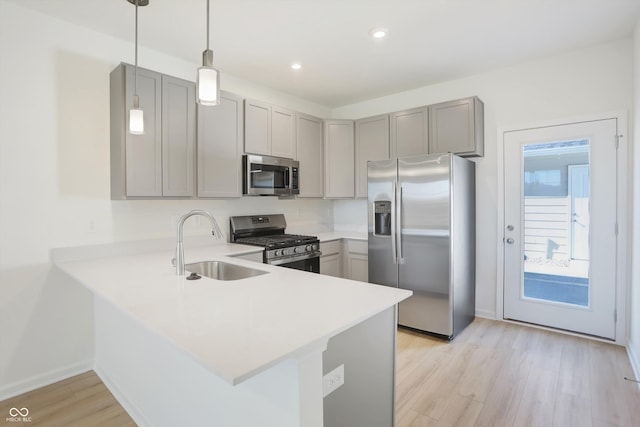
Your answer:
(345, 239), (367, 255)
(321, 240), (342, 256)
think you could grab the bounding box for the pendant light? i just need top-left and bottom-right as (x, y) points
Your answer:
(127, 0), (148, 134)
(197, 0), (220, 106)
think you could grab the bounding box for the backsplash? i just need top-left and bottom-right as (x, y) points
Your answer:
(53, 197), (335, 249)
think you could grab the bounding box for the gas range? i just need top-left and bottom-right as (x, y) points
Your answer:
(230, 215), (321, 271)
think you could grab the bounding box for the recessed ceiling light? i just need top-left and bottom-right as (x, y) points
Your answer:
(291, 63), (302, 70)
(369, 28), (388, 39)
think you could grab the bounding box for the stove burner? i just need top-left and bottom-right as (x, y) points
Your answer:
(236, 234), (318, 250)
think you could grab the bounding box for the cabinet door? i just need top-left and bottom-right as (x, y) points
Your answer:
(197, 91), (244, 197)
(296, 113), (323, 197)
(271, 106), (296, 159)
(162, 75), (195, 196)
(355, 115), (389, 198)
(320, 255), (341, 277)
(124, 65), (162, 196)
(324, 120), (355, 198)
(390, 107), (428, 158)
(244, 99), (271, 155)
(429, 97), (484, 157)
(346, 254), (369, 282)
(320, 240), (342, 277)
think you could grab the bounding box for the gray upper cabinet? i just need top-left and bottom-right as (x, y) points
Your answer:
(390, 107), (429, 158)
(244, 99), (296, 158)
(197, 91), (244, 198)
(324, 120), (355, 198)
(355, 115), (389, 198)
(162, 75), (196, 196)
(271, 106), (296, 159)
(296, 113), (324, 198)
(429, 96), (484, 157)
(244, 99), (271, 155)
(110, 63), (195, 199)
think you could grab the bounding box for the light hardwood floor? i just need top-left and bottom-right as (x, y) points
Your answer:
(1, 318), (639, 426)
(0, 370), (135, 427)
(396, 317), (640, 427)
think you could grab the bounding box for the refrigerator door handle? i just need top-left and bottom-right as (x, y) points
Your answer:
(396, 182), (405, 264)
(390, 182), (397, 264)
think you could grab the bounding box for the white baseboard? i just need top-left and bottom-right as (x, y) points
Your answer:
(0, 360), (93, 401)
(627, 341), (640, 392)
(475, 309), (497, 320)
(94, 367), (151, 427)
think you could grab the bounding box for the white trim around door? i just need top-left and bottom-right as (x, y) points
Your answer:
(496, 111), (629, 345)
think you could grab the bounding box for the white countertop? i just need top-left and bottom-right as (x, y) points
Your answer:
(55, 235), (409, 386)
(316, 231), (367, 242)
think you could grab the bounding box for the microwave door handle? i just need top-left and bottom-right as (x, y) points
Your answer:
(249, 169), (263, 173)
(284, 168), (290, 189)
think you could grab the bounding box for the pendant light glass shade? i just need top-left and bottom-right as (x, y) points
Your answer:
(197, 0), (220, 106)
(197, 53), (220, 106)
(129, 102), (144, 134)
(129, 107), (144, 135)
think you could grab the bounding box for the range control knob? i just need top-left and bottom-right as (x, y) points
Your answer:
(305, 245), (312, 251)
(293, 247), (298, 253)
(274, 250), (280, 257)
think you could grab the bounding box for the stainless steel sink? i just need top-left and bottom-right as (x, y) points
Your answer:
(184, 261), (268, 281)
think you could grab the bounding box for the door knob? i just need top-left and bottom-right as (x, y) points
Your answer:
(505, 238), (514, 244)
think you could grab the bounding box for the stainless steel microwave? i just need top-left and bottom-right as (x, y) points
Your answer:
(242, 154), (299, 196)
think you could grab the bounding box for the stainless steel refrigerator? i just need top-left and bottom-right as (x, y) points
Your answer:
(368, 153), (476, 339)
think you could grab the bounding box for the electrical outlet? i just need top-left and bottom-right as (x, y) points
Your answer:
(87, 219), (96, 234)
(323, 364), (344, 397)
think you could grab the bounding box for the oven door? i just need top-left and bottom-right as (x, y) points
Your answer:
(243, 154), (292, 196)
(268, 255), (320, 273)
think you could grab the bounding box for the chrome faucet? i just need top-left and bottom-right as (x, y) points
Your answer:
(175, 209), (223, 275)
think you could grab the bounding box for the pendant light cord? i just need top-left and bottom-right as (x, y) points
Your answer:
(134, 0), (139, 97)
(206, 0), (210, 51)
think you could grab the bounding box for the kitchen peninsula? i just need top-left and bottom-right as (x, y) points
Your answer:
(53, 238), (410, 427)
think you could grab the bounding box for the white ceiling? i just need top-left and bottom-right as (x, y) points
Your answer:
(9, 0), (640, 108)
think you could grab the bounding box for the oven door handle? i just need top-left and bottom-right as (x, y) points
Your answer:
(267, 251), (322, 266)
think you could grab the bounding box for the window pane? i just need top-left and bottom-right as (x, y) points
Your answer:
(522, 139), (590, 307)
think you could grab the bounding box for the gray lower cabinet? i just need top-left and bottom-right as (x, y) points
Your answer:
(296, 113), (324, 197)
(323, 306), (396, 427)
(429, 96), (484, 157)
(343, 239), (368, 282)
(197, 91), (244, 197)
(110, 63), (195, 199)
(320, 240), (342, 277)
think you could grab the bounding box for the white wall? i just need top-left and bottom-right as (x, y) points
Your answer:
(0, 1), (332, 397)
(332, 39), (634, 319)
(629, 18), (640, 378)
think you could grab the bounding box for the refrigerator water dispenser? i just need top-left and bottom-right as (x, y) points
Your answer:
(374, 201), (392, 236)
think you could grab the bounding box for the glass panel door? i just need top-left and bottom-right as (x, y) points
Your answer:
(503, 119), (617, 339)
